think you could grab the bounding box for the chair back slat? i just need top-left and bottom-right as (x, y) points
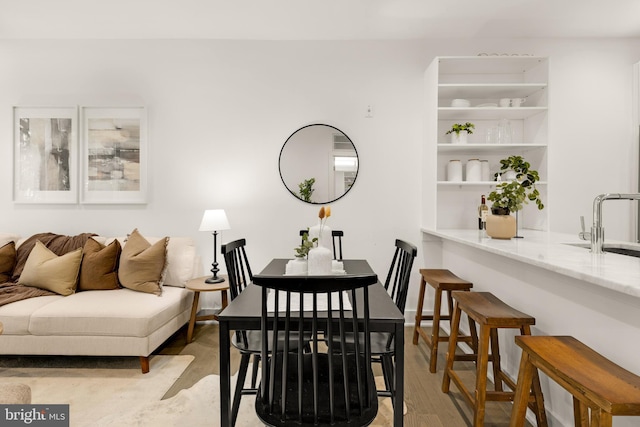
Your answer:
(384, 239), (418, 314)
(222, 238), (253, 301)
(255, 273), (378, 427)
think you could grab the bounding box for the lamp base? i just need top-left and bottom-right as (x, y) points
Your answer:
(205, 276), (226, 284)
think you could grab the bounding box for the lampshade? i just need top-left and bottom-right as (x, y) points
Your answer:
(199, 209), (231, 232)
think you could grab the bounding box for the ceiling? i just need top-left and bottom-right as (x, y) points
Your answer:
(0, 0), (639, 40)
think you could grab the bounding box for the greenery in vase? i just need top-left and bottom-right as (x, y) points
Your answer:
(487, 155), (544, 213)
(298, 178), (315, 202)
(445, 122), (475, 135)
(294, 231), (317, 258)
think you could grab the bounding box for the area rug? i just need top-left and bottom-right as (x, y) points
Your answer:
(0, 355), (194, 427)
(93, 367), (405, 426)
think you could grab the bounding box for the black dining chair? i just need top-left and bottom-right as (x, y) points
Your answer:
(329, 239), (417, 404)
(299, 229), (344, 260)
(221, 238), (258, 427)
(222, 238), (312, 427)
(374, 239), (417, 403)
(254, 274), (379, 426)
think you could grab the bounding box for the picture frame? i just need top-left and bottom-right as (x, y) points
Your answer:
(13, 106), (79, 204)
(80, 106), (147, 204)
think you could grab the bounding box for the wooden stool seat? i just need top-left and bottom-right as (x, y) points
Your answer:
(412, 269), (475, 373)
(442, 291), (547, 427)
(511, 335), (640, 427)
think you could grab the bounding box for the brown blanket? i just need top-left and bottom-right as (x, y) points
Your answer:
(0, 232), (96, 307)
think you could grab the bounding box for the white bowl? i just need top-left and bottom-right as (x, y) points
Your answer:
(451, 99), (471, 108)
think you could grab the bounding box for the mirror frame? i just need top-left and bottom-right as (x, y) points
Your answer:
(278, 124), (359, 205)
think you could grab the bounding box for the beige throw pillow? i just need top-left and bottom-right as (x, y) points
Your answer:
(119, 229), (168, 295)
(18, 241), (82, 296)
(78, 238), (121, 291)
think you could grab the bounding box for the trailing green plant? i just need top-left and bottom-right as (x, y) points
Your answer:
(487, 155), (544, 213)
(298, 177), (315, 202)
(294, 231), (317, 258)
(445, 122), (475, 135)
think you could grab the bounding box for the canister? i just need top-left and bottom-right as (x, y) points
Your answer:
(466, 159), (481, 182)
(447, 160), (462, 181)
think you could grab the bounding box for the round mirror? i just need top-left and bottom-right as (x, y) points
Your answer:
(279, 124), (359, 204)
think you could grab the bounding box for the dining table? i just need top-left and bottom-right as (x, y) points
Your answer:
(217, 258), (406, 427)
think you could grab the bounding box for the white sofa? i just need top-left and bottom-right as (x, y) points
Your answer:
(0, 234), (200, 373)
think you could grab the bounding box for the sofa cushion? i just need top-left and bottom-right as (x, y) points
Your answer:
(78, 238), (121, 291)
(18, 241), (82, 296)
(118, 229), (168, 295)
(0, 242), (17, 283)
(0, 295), (62, 335)
(28, 287), (193, 338)
(0, 233), (20, 250)
(12, 233), (95, 281)
(105, 235), (196, 288)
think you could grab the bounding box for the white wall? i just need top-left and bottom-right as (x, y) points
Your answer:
(1, 37), (639, 315)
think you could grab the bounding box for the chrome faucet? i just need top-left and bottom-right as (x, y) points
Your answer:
(591, 193), (640, 253)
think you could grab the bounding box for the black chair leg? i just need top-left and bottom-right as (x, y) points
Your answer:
(251, 354), (261, 388)
(232, 353), (251, 426)
(381, 354), (395, 407)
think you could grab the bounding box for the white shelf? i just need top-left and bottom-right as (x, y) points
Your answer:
(437, 56), (547, 75)
(437, 143), (546, 153)
(438, 107), (547, 120)
(438, 83), (547, 99)
(423, 55), (549, 232)
(437, 181), (548, 186)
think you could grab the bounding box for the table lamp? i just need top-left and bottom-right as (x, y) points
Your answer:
(199, 209), (231, 283)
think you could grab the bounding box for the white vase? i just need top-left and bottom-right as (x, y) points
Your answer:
(307, 246), (332, 275)
(308, 224), (332, 251)
(450, 132), (468, 144)
(285, 258), (308, 275)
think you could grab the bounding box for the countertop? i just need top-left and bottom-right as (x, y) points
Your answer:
(421, 228), (640, 298)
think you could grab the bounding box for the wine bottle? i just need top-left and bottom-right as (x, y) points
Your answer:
(478, 194), (489, 230)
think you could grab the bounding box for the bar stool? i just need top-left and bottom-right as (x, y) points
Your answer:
(442, 291), (547, 427)
(511, 335), (640, 427)
(412, 268), (476, 373)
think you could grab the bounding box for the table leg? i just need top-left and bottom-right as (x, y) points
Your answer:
(394, 322), (404, 427)
(187, 291), (201, 343)
(220, 320), (231, 427)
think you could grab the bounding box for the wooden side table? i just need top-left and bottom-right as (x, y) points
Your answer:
(185, 275), (229, 343)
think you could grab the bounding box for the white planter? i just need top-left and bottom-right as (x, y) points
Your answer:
(450, 132), (468, 144)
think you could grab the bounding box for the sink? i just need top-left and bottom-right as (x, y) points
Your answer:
(564, 242), (640, 258)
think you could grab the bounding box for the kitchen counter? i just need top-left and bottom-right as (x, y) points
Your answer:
(420, 228), (640, 427)
(421, 228), (640, 298)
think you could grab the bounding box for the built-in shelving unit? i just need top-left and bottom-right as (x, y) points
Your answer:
(422, 56), (549, 231)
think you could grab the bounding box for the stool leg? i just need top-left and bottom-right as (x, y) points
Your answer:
(429, 287), (444, 373)
(509, 350), (536, 427)
(573, 397), (588, 427)
(521, 325), (548, 427)
(442, 301), (462, 393)
(490, 328), (503, 391)
(474, 325), (492, 427)
(413, 277), (427, 345)
(591, 407), (612, 427)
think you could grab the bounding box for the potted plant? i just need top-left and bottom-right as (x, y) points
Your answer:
(445, 122), (475, 144)
(486, 155), (544, 239)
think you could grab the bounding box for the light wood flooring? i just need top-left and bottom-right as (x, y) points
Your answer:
(157, 323), (533, 427)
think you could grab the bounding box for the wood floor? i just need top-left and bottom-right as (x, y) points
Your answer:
(157, 323), (532, 427)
